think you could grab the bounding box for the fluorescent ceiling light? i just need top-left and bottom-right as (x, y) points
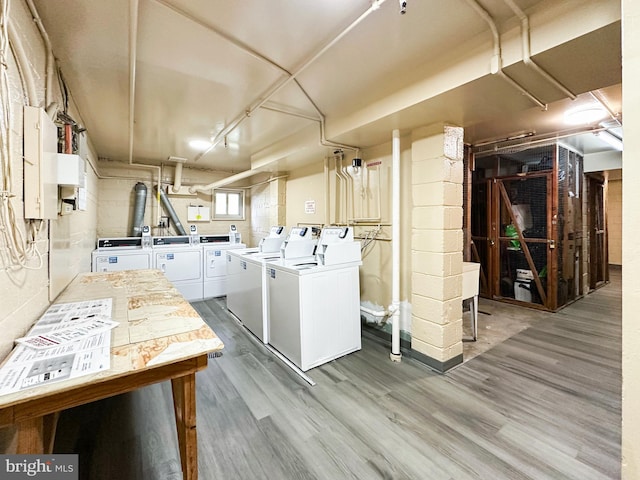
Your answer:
(564, 104), (608, 125)
(189, 139), (213, 151)
(595, 130), (623, 151)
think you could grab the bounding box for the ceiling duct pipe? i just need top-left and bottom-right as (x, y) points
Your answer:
(130, 182), (147, 237)
(155, 185), (187, 235)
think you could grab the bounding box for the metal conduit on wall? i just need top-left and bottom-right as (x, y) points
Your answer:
(155, 185), (187, 236)
(130, 182), (147, 237)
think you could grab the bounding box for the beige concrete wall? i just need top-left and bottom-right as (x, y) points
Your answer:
(622, 0), (639, 477)
(0, 0), (98, 358)
(249, 176), (286, 247)
(285, 160), (327, 228)
(607, 173), (622, 266)
(284, 146), (414, 334)
(0, 0), (99, 451)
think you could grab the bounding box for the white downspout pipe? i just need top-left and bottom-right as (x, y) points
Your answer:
(390, 130), (402, 362)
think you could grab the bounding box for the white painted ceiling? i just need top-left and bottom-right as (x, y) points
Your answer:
(32, 0), (622, 176)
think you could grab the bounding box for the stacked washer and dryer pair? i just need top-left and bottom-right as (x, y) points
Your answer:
(91, 226), (245, 301)
(227, 225), (363, 373)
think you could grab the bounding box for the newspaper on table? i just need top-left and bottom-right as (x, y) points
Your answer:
(0, 298), (115, 396)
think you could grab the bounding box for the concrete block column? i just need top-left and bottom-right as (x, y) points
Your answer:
(410, 125), (464, 372)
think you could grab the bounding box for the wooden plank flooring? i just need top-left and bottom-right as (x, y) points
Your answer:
(54, 271), (621, 479)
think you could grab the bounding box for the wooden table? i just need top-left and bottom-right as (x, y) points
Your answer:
(0, 270), (223, 480)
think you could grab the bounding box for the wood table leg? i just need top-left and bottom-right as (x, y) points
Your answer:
(172, 373), (198, 480)
(43, 412), (61, 454)
(16, 417), (44, 453)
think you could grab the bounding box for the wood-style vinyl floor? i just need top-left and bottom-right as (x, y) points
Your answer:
(54, 271), (621, 480)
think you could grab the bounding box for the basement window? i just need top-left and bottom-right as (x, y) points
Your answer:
(213, 189), (245, 220)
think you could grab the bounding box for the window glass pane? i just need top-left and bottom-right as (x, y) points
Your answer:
(228, 193), (240, 215)
(215, 192), (227, 214)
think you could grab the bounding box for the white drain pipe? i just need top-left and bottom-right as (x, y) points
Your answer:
(390, 130), (402, 362)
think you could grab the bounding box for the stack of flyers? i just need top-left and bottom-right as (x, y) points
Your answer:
(16, 317), (119, 350)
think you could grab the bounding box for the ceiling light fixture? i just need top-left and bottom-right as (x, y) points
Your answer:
(595, 130), (623, 151)
(188, 139), (213, 151)
(563, 104), (608, 126)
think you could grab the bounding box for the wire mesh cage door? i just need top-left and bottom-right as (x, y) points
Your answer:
(493, 173), (554, 308)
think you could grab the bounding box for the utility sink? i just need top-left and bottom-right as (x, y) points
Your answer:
(462, 262), (481, 342)
(462, 262), (480, 300)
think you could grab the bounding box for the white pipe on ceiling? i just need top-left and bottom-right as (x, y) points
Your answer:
(169, 157), (187, 193)
(390, 129), (401, 362)
(191, 168), (269, 193)
(190, 1), (385, 162)
(129, 0), (161, 228)
(463, 0), (546, 110)
(503, 0), (576, 100)
(180, 0), (374, 193)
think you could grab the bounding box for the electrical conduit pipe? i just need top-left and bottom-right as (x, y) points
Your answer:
(155, 185), (187, 236)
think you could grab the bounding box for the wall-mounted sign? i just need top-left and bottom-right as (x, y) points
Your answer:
(305, 200), (316, 214)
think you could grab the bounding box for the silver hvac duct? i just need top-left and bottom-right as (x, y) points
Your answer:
(130, 182), (147, 237)
(155, 185), (187, 235)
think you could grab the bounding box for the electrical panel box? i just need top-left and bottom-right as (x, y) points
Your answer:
(57, 153), (85, 187)
(24, 106), (58, 219)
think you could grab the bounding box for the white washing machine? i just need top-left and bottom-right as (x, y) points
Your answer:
(227, 227), (317, 344)
(267, 226), (361, 371)
(91, 233), (152, 272)
(226, 250), (279, 343)
(152, 235), (203, 301)
(201, 234), (246, 299)
(226, 226), (312, 344)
